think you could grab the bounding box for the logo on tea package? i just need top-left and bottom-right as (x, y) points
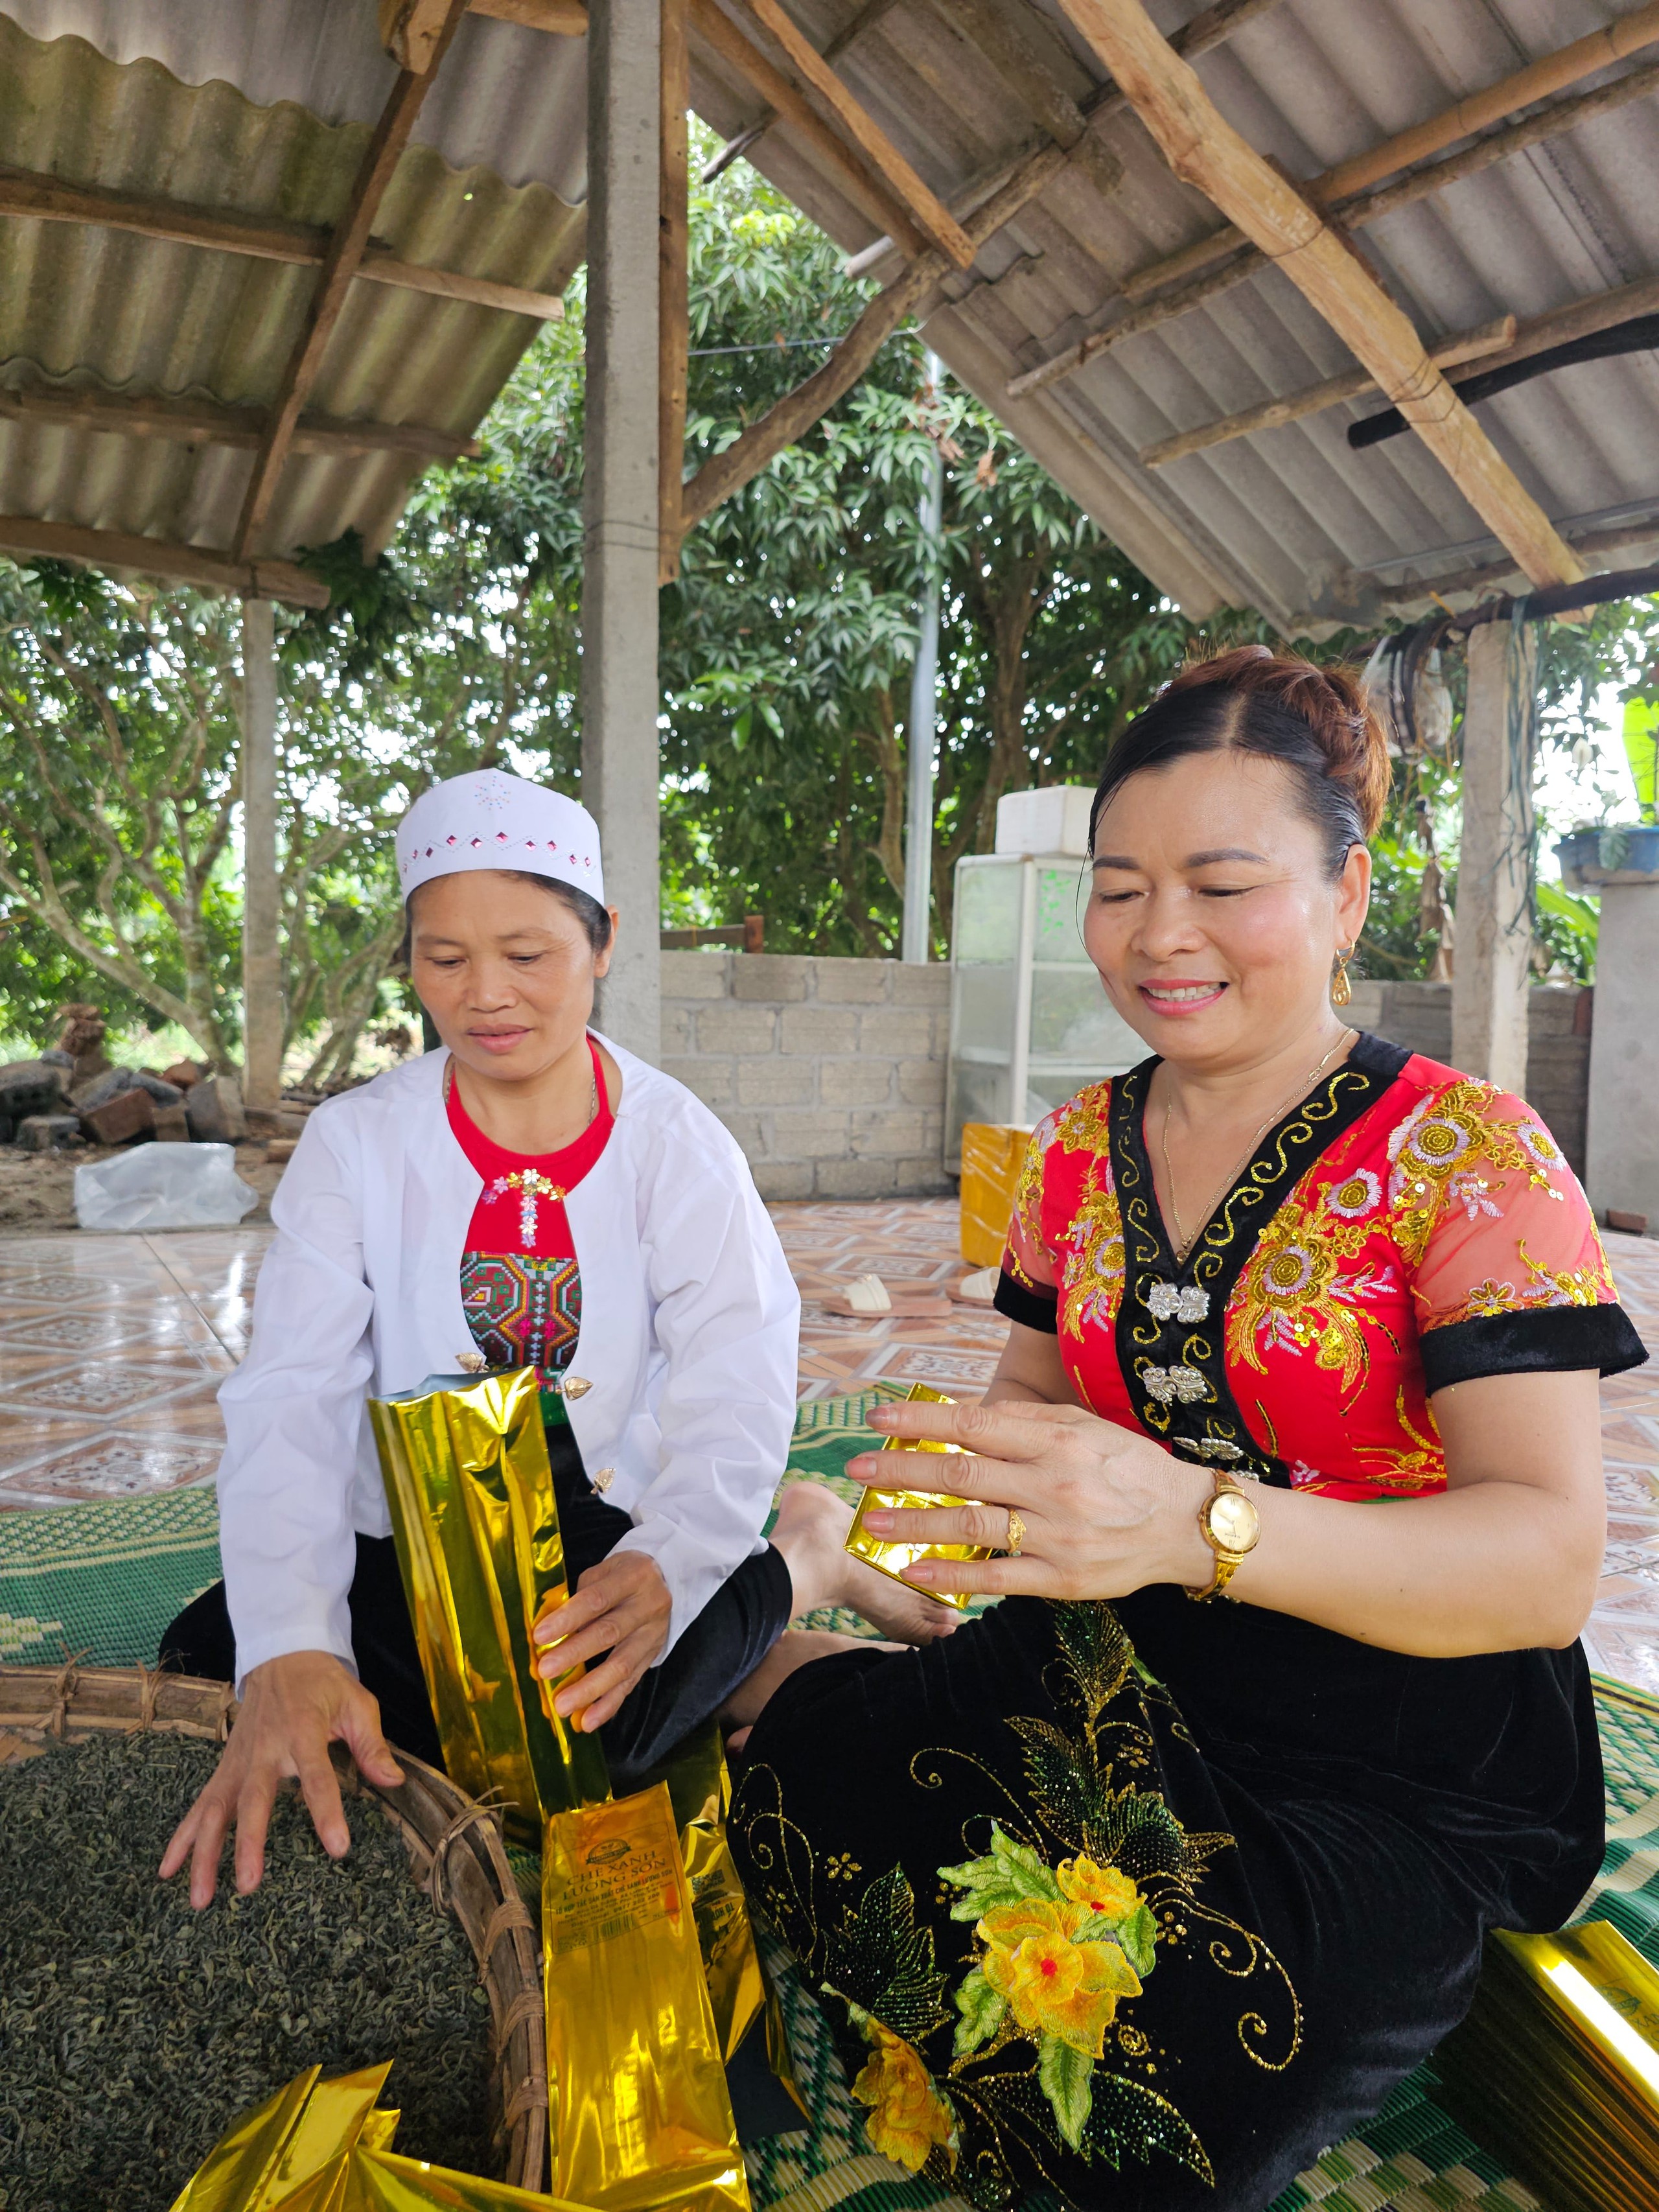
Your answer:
(588, 1838), (631, 1865)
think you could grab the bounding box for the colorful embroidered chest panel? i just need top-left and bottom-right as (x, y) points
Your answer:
(1002, 1042), (1623, 1500)
(447, 1044), (613, 1392)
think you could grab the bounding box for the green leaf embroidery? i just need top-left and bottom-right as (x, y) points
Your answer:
(820, 1866), (948, 2043)
(1082, 2069), (1213, 2182)
(1117, 1901), (1159, 1979)
(952, 1968), (1006, 2057)
(1038, 2034), (1095, 2151)
(937, 1824), (1062, 1921)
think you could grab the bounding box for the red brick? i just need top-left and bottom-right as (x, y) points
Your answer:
(80, 1089), (156, 1145)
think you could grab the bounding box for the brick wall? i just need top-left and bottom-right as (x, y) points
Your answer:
(660, 951), (953, 1200)
(660, 959), (1594, 1198)
(1348, 979), (1591, 1175)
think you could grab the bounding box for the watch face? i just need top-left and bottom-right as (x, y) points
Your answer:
(1207, 1490), (1260, 1554)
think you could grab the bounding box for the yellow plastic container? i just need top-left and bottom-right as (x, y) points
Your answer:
(958, 1121), (1029, 1267)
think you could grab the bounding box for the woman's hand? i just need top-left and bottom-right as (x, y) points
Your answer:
(852, 1396), (1214, 1601)
(157, 1651), (404, 1909)
(533, 1551), (672, 1731)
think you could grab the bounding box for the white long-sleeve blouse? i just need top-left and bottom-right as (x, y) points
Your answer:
(215, 1036), (800, 1686)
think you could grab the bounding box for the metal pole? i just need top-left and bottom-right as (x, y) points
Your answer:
(581, 0), (663, 1060)
(240, 596), (283, 1112)
(901, 351), (945, 964)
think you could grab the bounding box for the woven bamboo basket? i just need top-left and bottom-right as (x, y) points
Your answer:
(0, 1660), (548, 2193)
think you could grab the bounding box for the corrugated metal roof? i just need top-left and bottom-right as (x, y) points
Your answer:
(690, 0), (1659, 630)
(0, 3), (585, 574)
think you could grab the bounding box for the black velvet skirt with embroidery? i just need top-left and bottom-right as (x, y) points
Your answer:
(730, 1587), (1603, 2212)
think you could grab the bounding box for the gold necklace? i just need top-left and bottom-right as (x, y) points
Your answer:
(1159, 1029), (1355, 1263)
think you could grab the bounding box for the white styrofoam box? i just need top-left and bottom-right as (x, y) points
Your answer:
(993, 786), (1095, 857)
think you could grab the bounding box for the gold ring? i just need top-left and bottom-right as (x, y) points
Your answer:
(1005, 1508), (1025, 1558)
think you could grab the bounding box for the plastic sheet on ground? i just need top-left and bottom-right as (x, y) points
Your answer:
(73, 1141), (259, 1232)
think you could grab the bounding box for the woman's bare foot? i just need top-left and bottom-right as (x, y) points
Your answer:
(770, 1480), (960, 1646)
(722, 1626), (905, 1736)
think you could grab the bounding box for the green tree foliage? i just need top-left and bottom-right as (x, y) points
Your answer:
(6, 129), (1659, 1059)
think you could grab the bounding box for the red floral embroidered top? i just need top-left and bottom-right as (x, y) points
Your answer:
(447, 1037), (614, 1407)
(997, 1035), (1645, 1500)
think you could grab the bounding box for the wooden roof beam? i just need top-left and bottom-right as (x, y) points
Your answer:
(0, 382), (480, 461)
(702, 0), (900, 183)
(679, 137), (1069, 530)
(690, 0), (927, 255)
(0, 166), (568, 322)
(1122, 0), (1659, 302)
(736, 0), (976, 266)
(1053, 0), (1584, 592)
(1139, 314), (1518, 468)
(0, 515), (329, 609)
(233, 0), (470, 560)
(839, 0), (1282, 283)
(1008, 50), (1659, 399)
(469, 0), (588, 29)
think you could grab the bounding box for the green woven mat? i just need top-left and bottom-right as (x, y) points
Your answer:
(0, 1484), (220, 1666)
(5, 1403), (1659, 2212)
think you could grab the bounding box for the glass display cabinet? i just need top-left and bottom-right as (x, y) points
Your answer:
(945, 850), (1144, 1169)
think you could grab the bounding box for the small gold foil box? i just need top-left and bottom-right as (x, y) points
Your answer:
(843, 1382), (990, 1613)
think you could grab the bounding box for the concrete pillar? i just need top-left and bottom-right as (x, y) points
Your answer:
(240, 597), (283, 1111)
(1586, 874), (1659, 1228)
(1451, 616), (1537, 1096)
(901, 353), (945, 965)
(581, 0), (662, 1062)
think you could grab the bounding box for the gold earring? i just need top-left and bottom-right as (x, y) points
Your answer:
(1331, 946), (1354, 1007)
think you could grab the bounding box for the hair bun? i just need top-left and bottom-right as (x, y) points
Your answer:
(1163, 646), (1391, 837)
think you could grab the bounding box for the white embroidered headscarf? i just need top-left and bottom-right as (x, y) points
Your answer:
(395, 770), (604, 905)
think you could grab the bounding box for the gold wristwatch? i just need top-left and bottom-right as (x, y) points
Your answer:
(1187, 1470), (1260, 1601)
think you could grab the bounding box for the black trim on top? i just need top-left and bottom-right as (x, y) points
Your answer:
(995, 1270), (1060, 1334)
(1109, 1033), (1413, 1485)
(1421, 1303), (1649, 1394)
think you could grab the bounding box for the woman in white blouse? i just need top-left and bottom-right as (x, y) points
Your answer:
(159, 771), (949, 1907)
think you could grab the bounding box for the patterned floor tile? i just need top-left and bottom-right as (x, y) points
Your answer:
(0, 1363), (211, 1418)
(0, 1433), (222, 1506)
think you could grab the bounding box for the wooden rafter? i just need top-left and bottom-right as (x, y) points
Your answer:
(841, 0), (1284, 285)
(1009, 47), (1659, 399)
(1053, 0), (1584, 592)
(1147, 272), (1659, 472)
(470, 0), (588, 27)
(934, 0), (1122, 200)
(737, 0), (975, 266)
(702, 0), (901, 181)
(1139, 313), (1520, 467)
(233, 0), (470, 561)
(0, 516), (329, 609)
(679, 139), (1069, 530)
(0, 381), (481, 462)
(660, 0), (691, 585)
(1122, 0), (1659, 302)
(690, 0), (926, 256)
(0, 166), (568, 323)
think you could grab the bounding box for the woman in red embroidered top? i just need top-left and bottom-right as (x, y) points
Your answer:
(728, 649), (1646, 2212)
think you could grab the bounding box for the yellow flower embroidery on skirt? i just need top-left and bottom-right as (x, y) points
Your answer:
(852, 2018), (957, 2172)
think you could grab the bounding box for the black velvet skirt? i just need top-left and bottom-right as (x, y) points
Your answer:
(730, 1586), (1605, 2212)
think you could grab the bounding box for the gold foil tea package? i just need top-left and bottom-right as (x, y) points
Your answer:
(1434, 1918), (1659, 2212)
(369, 1368), (610, 1845)
(658, 1725), (765, 2065)
(169, 2060), (595, 2211)
(844, 1382), (988, 1612)
(542, 1782), (749, 2212)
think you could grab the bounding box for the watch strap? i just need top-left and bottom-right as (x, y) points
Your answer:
(1187, 1470), (1253, 1604)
